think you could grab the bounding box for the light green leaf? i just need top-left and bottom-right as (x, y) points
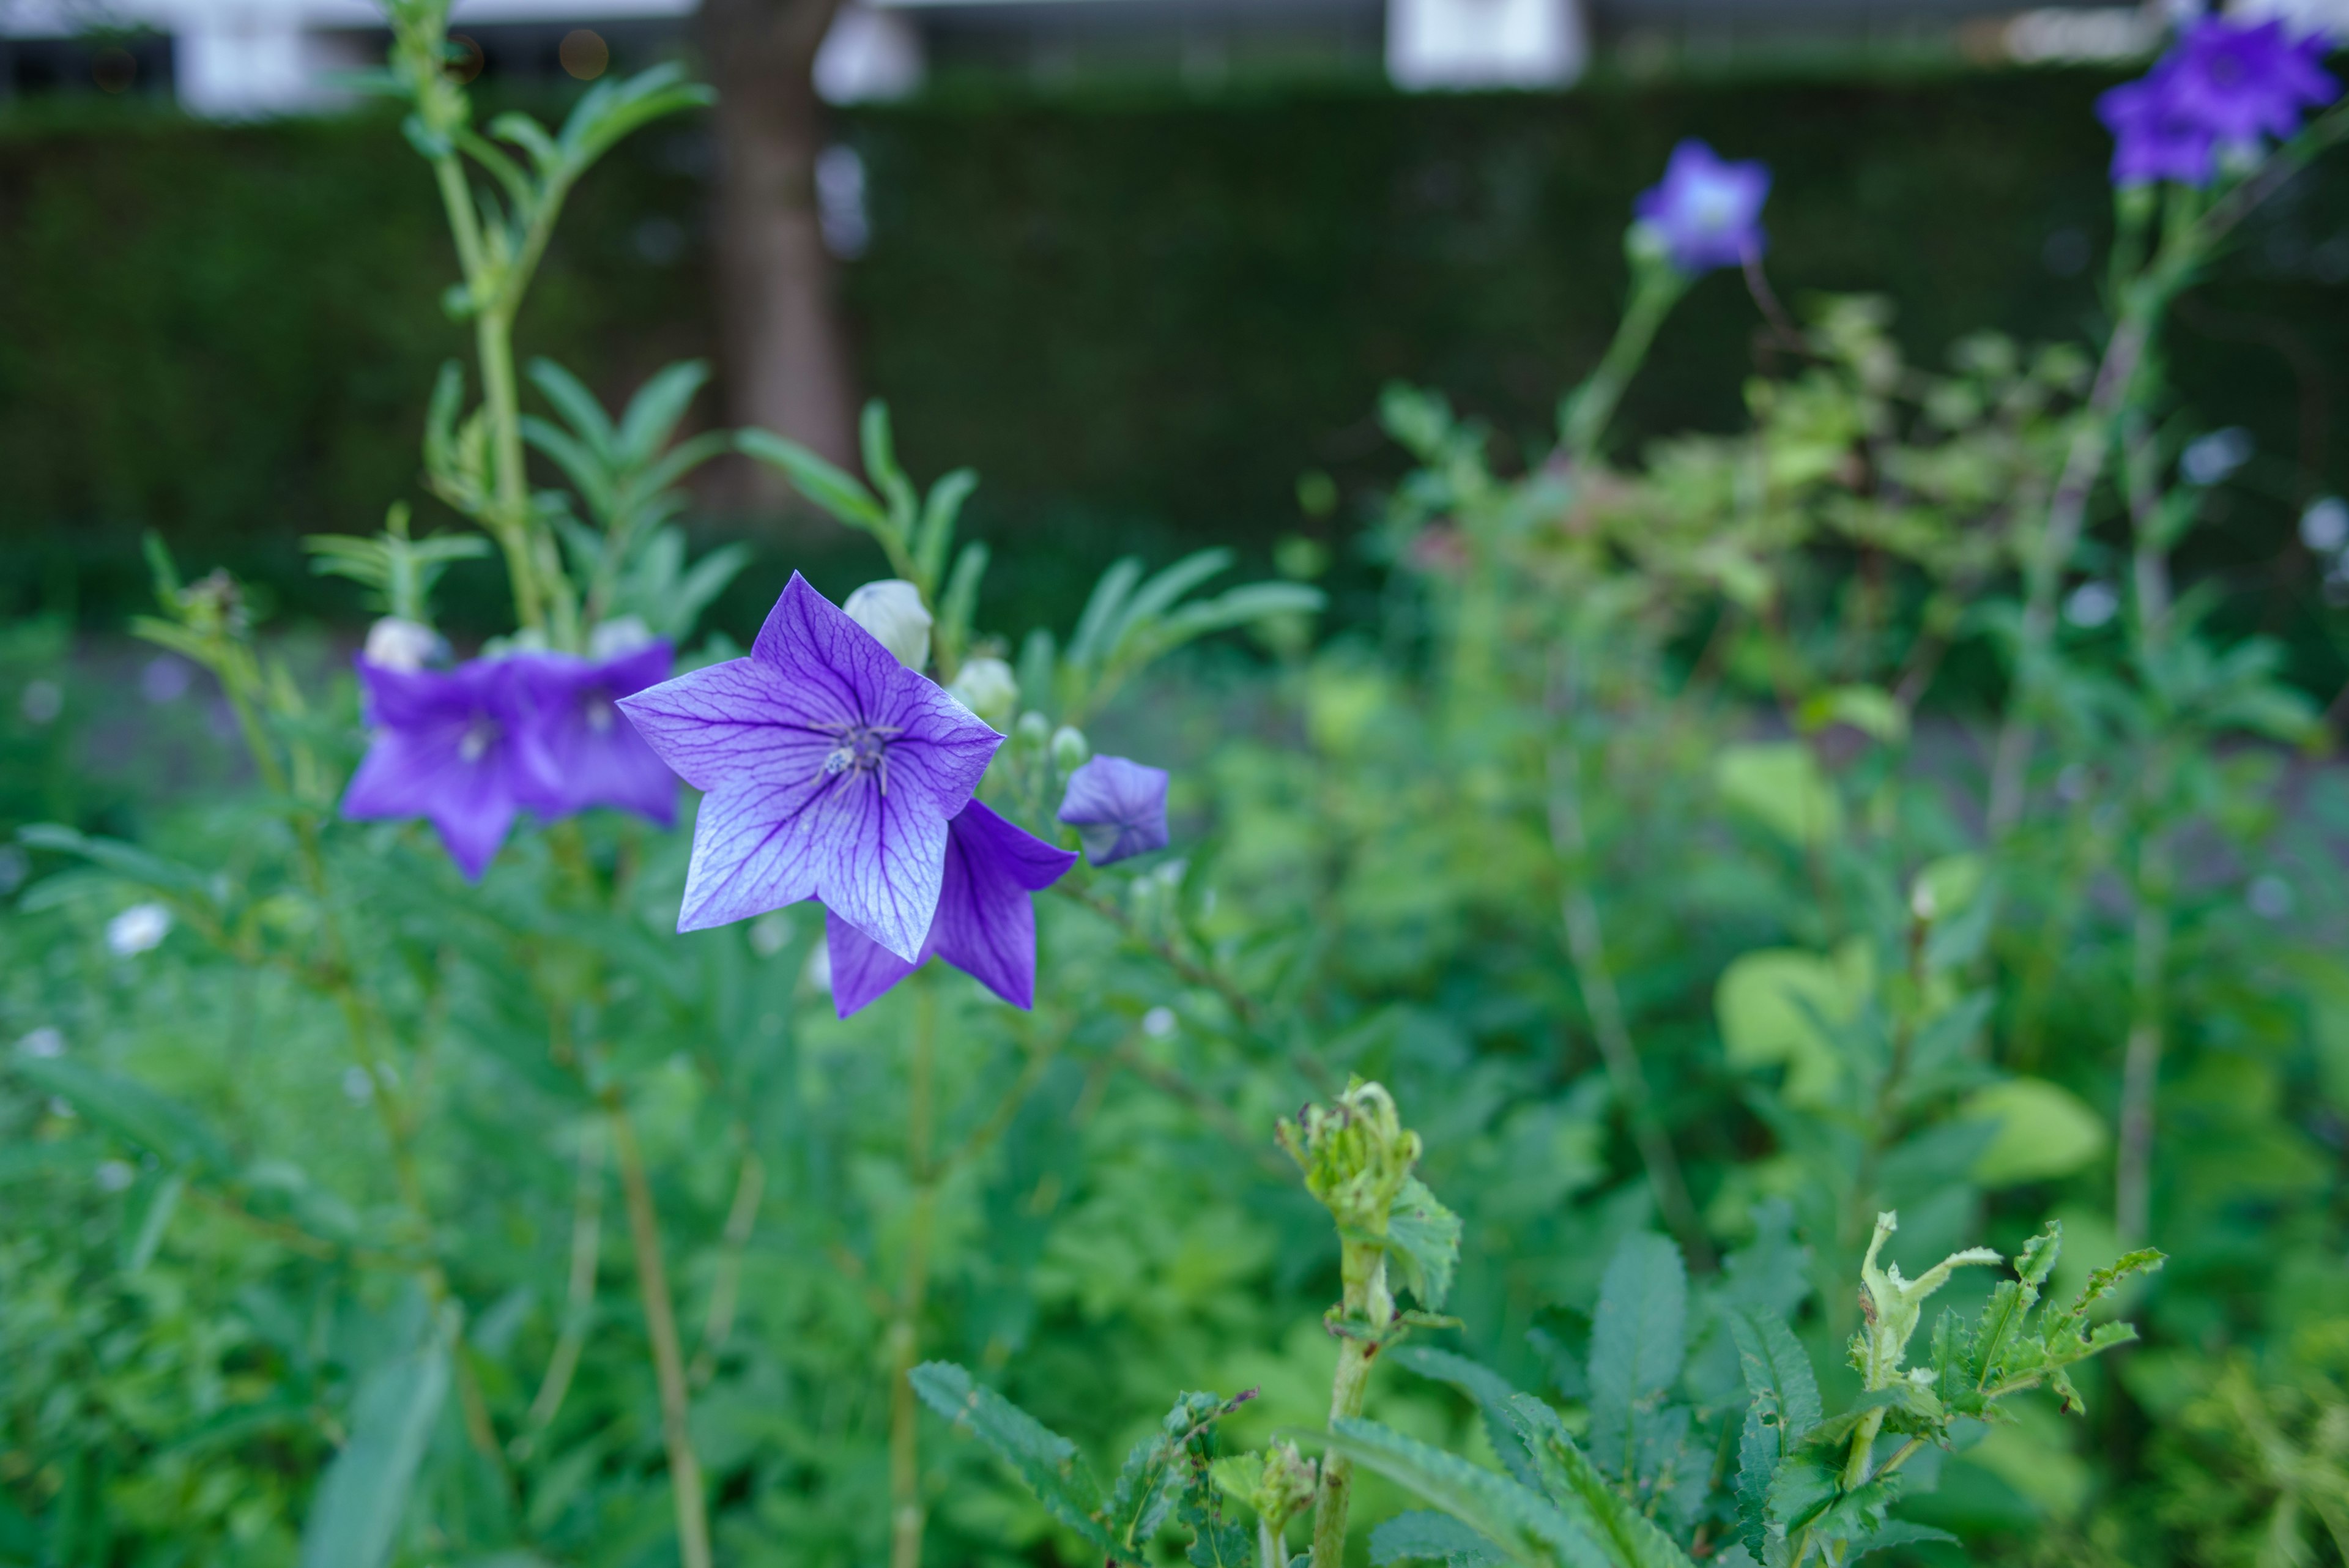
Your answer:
(1713, 743), (1840, 848)
(1959, 1078), (2107, 1186)
(1373, 1510), (1511, 1566)
(1507, 1396), (1699, 1568)
(10, 1057), (232, 1173)
(1308, 1417), (1602, 1568)
(298, 1346), (450, 1568)
(1716, 941), (1871, 1109)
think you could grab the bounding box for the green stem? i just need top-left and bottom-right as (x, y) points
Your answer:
(1261, 1516), (1286, 1568)
(1311, 1236), (1392, 1567)
(607, 1092), (713, 1568)
(1562, 264), (1685, 463)
(2115, 814), (2172, 1248)
(890, 978), (939, 1568)
(473, 307), (546, 635)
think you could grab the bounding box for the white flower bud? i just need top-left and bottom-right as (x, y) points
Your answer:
(588, 615), (657, 660)
(106, 902), (172, 958)
(946, 656), (1019, 732)
(1014, 711), (1052, 751)
(842, 580), (932, 671)
(1050, 725), (1089, 773)
(363, 616), (448, 672)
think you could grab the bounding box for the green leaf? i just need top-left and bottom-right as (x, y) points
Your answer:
(297, 1346), (450, 1568)
(910, 1362), (1113, 1553)
(1387, 1345), (1538, 1488)
(1373, 1510), (1511, 1566)
(18, 823), (212, 899)
(1388, 1176), (1463, 1312)
(1845, 1521), (1958, 1559)
(118, 1169), (184, 1274)
(1728, 1308), (1819, 1562)
(1713, 742), (1841, 849)
(737, 429), (889, 532)
(1505, 1396), (1699, 1568)
(1307, 1417), (1601, 1568)
(1714, 942), (1871, 1109)
(614, 359), (711, 466)
(10, 1057), (232, 1174)
(1069, 557), (1146, 672)
(1959, 1078), (2107, 1186)
(1587, 1232), (1686, 1481)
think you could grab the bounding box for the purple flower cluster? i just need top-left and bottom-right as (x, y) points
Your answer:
(341, 639), (675, 880)
(2098, 18), (2339, 187)
(615, 574), (1180, 1019)
(1633, 139), (1771, 275)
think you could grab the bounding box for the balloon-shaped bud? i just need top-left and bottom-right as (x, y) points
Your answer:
(843, 579), (932, 671)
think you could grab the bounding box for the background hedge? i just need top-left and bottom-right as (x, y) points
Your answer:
(5, 69), (2346, 667)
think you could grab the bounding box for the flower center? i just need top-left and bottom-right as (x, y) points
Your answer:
(1687, 177), (1740, 233)
(818, 721), (904, 793)
(458, 716), (500, 764)
(582, 690), (615, 734)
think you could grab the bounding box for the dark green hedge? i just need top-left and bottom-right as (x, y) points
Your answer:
(5, 70), (2345, 646)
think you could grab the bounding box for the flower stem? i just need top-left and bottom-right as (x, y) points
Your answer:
(1562, 264), (1685, 463)
(890, 977), (940, 1568)
(473, 307), (546, 636)
(521, 1123), (606, 1448)
(1311, 1232), (1392, 1568)
(606, 1092), (713, 1568)
(2115, 818), (2172, 1249)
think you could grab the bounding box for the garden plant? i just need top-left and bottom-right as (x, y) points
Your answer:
(4, 7), (2349, 1568)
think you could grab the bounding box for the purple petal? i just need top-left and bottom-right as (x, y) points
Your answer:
(341, 657), (528, 880)
(512, 642), (678, 825)
(826, 907), (920, 1016)
(1056, 754), (1171, 866)
(617, 573), (1002, 952)
(823, 800), (1077, 1017)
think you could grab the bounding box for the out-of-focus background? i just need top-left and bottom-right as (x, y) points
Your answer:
(6, 0), (2347, 678)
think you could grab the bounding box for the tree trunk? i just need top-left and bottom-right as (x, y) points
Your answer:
(702, 0), (859, 496)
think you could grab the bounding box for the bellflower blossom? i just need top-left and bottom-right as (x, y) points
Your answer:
(1633, 140), (1771, 273)
(513, 639), (677, 826)
(1057, 754), (1170, 866)
(344, 655), (554, 879)
(824, 800), (1078, 1017)
(2099, 18), (2339, 187)
(617, 573), (1001, 954)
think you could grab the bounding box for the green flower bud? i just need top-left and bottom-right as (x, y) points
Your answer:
(1050, 724), (1089, 774)
(1277, 1079), (1422, 1236)
(1014, 710), (1052, 752)
(1249, 1440), (1319, 1535)
(843, 579), (932, 671)
(946, 655), (1019, 732)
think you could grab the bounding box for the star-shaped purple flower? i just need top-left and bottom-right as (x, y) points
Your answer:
(2099, 18), (2340, 187)
(823, 800), (1078, 1017)
(1633, 139), (1770, 275)
(1056, 754), (1170, 866)
(341, 655), (541, 880)
(513, 640), (678, 827)
(616, 573), (1002, 954)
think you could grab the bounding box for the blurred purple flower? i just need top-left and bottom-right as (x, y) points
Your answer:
(823, 800), (1077, 1017)
(2099, 18), (2339, 186)
(617, 573), (1001, 952)
(1057, 754), (1170, 866)
(341, 656), (543, 880)
(514, 640), (678, 826)
(1634, 139), (1770, 273)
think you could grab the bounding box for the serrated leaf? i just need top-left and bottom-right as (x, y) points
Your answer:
(1728, 1307), (1820, 1561)
(1388, 1345), (1538, 1488)
(1389, 1177), (1463, 1312)
(297, 1346), (449, 1568)
(1308, 1417), (1602, 1568)
(1587, 1233), (1686, 1482)
(910, 1362), (1113, 1553)
(1845, 1520), (1958, 1559)
(1506, 1395), (1699, 1568)
(1373, 1510), (1510, 1566)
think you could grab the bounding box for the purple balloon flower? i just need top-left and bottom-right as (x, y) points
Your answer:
(616, 573), (1002, 953)
(1633, 139), (1771, 274)
(2099, 18), (2340, 187)
(1056, 754), (1170, 866)
(512, 640), (678, 827)
(823, 800), (1078, 1017)
(341, 655), (542, 880)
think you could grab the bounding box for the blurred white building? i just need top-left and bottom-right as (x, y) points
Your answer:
(2, 0), (2332, 113)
